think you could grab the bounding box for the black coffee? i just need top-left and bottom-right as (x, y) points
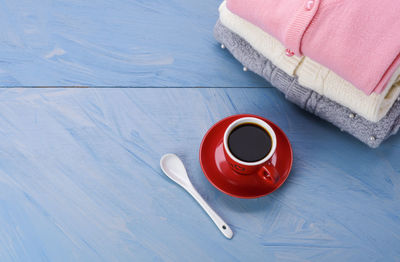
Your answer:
(228, 123), (272, 162)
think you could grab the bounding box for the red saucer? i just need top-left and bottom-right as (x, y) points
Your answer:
(199, 114), (293, 198)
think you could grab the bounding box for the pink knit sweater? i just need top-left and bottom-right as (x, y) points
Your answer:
(226, 0), (400, 95)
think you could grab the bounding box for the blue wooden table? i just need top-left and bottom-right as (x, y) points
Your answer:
(0, 0), (399, 261)
(0, 88), (399, 261)
(0, 0), (267, 87)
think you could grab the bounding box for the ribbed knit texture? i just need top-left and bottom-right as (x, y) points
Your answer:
(214, 20), (400, 148)
(219, 1), (400, 123)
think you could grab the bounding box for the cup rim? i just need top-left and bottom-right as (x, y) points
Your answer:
(223, 117), (277, 166)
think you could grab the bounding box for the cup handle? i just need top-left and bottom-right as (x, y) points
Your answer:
(258, 162), (279, 184)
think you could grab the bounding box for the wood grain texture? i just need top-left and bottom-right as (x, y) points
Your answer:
(0, 0), (267, 87)
(0, 88), (399, 261)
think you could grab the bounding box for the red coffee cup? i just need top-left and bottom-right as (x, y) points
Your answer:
(223, 117), (279, 184)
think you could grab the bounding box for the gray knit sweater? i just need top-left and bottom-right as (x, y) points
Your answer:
(214, 20), (400, 148)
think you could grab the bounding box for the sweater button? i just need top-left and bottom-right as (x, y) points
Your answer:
(285, 48), (294, 57)
(305, 0), (315, 10)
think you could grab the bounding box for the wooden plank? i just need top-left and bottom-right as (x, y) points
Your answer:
(0, 0), (268, 87)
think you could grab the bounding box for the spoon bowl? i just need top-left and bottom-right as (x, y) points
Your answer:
(160, 153), (192, 188)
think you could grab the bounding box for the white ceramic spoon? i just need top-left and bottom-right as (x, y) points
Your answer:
(160, 153), (233, 239)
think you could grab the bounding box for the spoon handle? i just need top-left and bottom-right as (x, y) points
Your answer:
(187, 187), (233, 239)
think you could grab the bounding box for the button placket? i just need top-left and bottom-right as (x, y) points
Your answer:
(284, 0), (320, 56)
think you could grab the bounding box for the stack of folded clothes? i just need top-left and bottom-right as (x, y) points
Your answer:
(214, 1), (400, 148)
